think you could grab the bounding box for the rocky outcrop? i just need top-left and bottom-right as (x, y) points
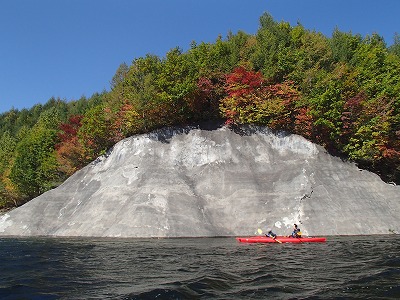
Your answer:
(0, 125), (398, 237)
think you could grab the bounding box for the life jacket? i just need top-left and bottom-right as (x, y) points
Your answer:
(292, 228), (302, 237)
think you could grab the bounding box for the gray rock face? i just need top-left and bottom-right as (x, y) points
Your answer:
(0, 125), (398, 237)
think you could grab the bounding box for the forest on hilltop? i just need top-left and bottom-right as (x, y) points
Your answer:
(1, 13), (399, 210)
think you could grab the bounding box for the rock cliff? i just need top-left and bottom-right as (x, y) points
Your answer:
(0, 125), (398, 237)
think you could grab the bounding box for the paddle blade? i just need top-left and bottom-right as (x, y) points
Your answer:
(257, 228), (263, 235)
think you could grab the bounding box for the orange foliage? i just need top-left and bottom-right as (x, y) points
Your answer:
(56, 115), (85, 175)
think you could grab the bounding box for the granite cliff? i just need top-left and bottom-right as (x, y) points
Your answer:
(0, 125), (398, 237)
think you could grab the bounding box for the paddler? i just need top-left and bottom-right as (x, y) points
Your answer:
(265, 229), (278, 240)
(289, 224), (302, 238)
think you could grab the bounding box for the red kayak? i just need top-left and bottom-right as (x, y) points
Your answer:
(236, 236), (326, 243)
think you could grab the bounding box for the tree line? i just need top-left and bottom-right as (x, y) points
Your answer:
(1, 13), (399, 210)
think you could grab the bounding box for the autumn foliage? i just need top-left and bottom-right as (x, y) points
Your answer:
(1, 12), (399, 210)
(220, 67), (301, 130)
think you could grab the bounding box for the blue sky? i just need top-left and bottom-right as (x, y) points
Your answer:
(1, 0), (399, 114)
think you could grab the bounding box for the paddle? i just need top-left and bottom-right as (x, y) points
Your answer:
(257, 228), (282, 243)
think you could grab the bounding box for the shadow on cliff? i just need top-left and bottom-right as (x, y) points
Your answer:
(146, 120), (293, 144)
(147, 119), (226, 144)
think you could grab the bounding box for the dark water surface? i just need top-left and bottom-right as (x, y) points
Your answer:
(0, 235), (399, 299)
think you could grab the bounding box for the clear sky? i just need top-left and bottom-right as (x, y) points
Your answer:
(1, 0), (399, 114)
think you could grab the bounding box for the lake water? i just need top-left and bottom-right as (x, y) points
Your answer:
(0, 235), (399, 299)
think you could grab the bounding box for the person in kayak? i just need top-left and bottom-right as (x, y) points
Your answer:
(265, 229), (277, 240)
(290, 224), (302, 238)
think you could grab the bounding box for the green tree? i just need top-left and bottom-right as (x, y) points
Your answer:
(122, 54), (162, 131)
(155, 47), (199, 124)
(307, 63), (359, 151)
(0, 130), (19, 209)
(35, 107), (63, 131)
(330, 29), (362, 63)
(226, 30), (256, 68)
(389, 33), (400, 57)
(77, 104), (115, 162)
(10, 126), (59, 198)
(9, 108), (64, 198)
(111, 62), (129, 90)
(0, 108), (19, 136)
(0, 131), (16, 175)
(252, 13), (292, 81)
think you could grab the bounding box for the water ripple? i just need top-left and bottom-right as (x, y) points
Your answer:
(0, 236), (399, 299)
